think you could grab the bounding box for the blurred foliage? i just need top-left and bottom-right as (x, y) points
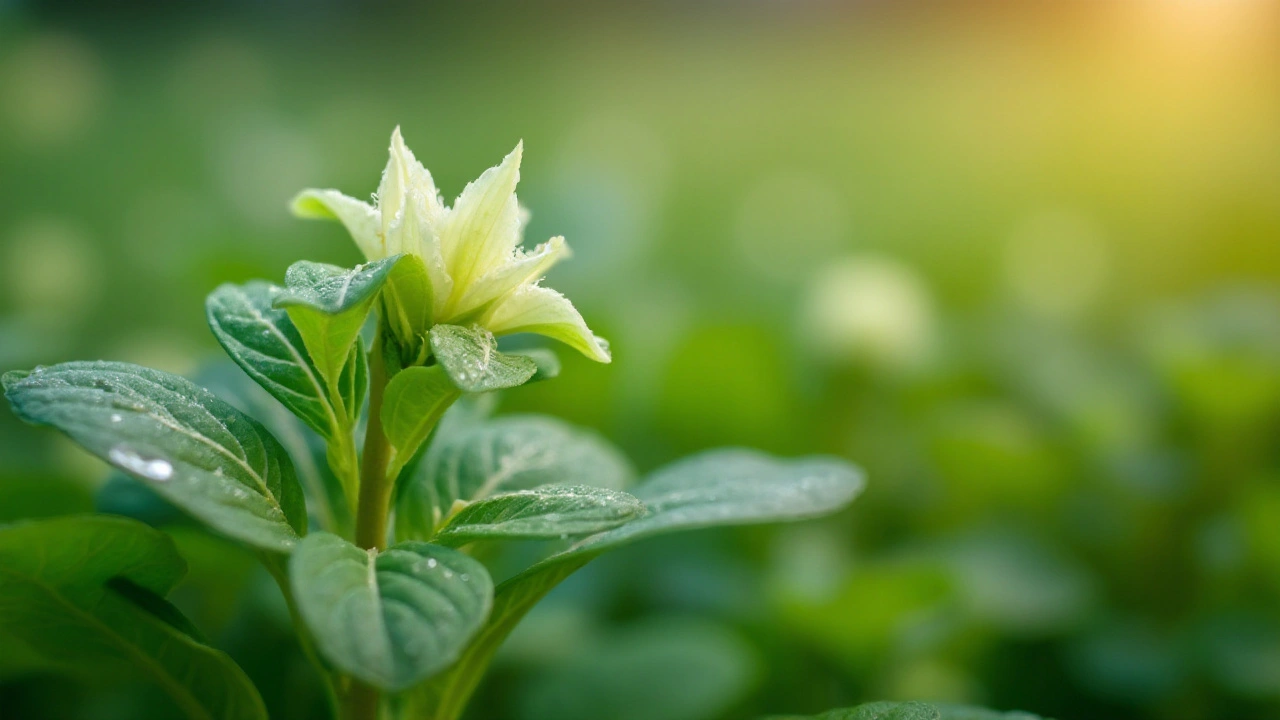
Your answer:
(2, 1), (1280, 719)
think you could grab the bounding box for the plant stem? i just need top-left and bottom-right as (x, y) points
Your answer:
(354, 331), (393, 552)
(344, 330), (394, 720)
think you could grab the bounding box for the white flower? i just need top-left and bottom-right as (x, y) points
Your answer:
(291, 127), (610, 363)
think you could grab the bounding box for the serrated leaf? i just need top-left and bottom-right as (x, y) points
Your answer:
(3, 362), (306, 552)
(429, 324), (536, 393)
(396, 414), (634, 542)
(289, 532), (493, 691)
(206, 281), (340, 439)
(0, 515), (266, 720)
(382, 365), (462, 477)
(274, 257), (396, 401)
(434, 485), (644, 547)
(416, 449), (864, 719)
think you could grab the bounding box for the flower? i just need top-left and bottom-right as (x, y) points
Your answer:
(291, 127), (610, 363)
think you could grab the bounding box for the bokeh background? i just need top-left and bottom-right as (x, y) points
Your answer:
(3, 1), (1280, 719)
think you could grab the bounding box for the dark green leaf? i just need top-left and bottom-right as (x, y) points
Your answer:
(289, 532), (493, 690)
(429, 324), (537, 393)
(3, 361), (306, 552)
(206, 281), (338, 439)
(274, 257), (396, 401)
(200, 361), (351, 535)
(0, 515), (266, 720)
(417, 449), (863, 719)
(434, 485), (644, 546)
(396, 414), (633, 542)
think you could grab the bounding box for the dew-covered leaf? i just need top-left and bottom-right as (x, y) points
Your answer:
(396, 414), (633, 542)
(273, 257), (396, 403)
(382, 365), (461, 477)
(3, 362), (306, 552)
(434, 485), (644, 547)
(289, 532), (493, 691)
(206, 281), (339, 439)
(429, 324), (537, 393)
(200, 361), (351, 535)
(0, 515), (267, 720)
(416, 449), (863, 718)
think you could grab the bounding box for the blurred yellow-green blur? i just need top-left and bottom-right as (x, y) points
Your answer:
(2, 2), (1280, 719)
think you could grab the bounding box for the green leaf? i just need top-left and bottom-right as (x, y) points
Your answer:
(417, 449), (864, 720)
(434, 485), (645, 547)
(517, 618), (758, 720)
(381, 253), (435, 364)
(764, 704), (1051, 720)
(0, 515), (266, 720)
(935, 707), (1052, 720)
(200, 361), (351, 535)
(510, 347), (561, 383)
(3, 362), (306, 552)
(429, 324), (537, 392)
(396, 414), (634, 542)
(206, 280), (339, 439)
(273, 257), (396, 404)
(382, 365), (462, 477)
(289, 532), (493, 691)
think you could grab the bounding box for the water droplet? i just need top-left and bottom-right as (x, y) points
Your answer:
(108, 446), (173, 481)
(459, 573), (469, 582)
(426, 558), (438, 569)
(110, 413), (122, 423)
(213, 467), (224, 477)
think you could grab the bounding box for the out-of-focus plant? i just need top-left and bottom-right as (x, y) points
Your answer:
(0, 129), (866, 720)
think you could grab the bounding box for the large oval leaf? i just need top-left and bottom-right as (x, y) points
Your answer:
(3, 361), (306, 552)
(396, 414), (634, 542)
(0, 515), (266, 719)
(434, 485), (645, 547)
(417, 449), (864, 719)
(289, 532), (494, 690)
(206, 281), (340, 439)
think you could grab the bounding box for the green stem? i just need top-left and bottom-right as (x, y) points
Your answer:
(354, 332), (393, 552)
(344, 329), (394, 720)
(261, 554), (340, 714)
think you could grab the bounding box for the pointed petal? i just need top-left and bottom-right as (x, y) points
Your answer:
(484, 284), (611, 363)
(385, 188), (453, 319)
(378, 127), (444, 241)
(441, 142), (523, 300)
(449, 236), (569, 319)
(291, 189), (383, 261)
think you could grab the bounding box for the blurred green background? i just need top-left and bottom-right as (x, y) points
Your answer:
(3, 1), (1280, 719)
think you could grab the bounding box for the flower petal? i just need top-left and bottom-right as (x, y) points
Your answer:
(449, 236), (569, 320)
(441, 142), (523, 302)
(290, 189), (382, 261)
(484, 284), (611, 363)
(378, 127), (444, 242)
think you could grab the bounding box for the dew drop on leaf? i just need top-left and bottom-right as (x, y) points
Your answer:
(108, 446), (173, 481)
